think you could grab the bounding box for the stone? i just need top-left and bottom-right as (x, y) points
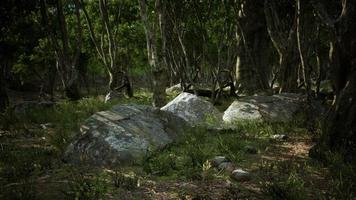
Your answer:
(40, 123), (54, 130)
(223, 93), (304, 123)
(105, 91), (126, 103)
(64, 104), (188, 166)
(231, 169), (251, 182)
(166, 83), (182, 93)
(210, 156), (229, 167)
(271, 134), (288, 140)
(245, 145), (258, 154)
(14, 101), (56, 114)
(218, 162), (235, 173)
(161, 92), (222, 126)
(223, 101), (262, 123)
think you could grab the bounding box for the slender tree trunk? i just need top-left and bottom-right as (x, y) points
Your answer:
(139, 0), (167, 107)
(0, 65), (9, 112)
(264, 0), (299, 93)
(80, 0), (133, 97)
(40, 0), (82, 100)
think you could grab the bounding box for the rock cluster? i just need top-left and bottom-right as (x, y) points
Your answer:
(210, 156), (251, 182)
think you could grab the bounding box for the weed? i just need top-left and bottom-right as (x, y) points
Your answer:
(64, 167), (109, 200)
(259, 161), (307, 200)
(112, 169), (140, 190)
(326, 152), (356, 199)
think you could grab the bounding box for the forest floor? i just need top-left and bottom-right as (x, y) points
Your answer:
(0, 90), (354, 200)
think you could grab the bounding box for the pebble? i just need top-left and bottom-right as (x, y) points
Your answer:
(245, 145), (258, 154)
(218, 162), (235, 173)
(210, 156), (228, 167)
(271, 134), (288, 140)
(231, 169), (251, 182)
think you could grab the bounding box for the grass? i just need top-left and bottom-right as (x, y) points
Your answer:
(143, 121), (296, 181)
(1, 90), (356, 199)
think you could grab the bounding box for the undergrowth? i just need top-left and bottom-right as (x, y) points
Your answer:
(143, 121), (295, 181)
(1, 92), (355, 199)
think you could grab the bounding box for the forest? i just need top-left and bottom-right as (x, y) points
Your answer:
(0, 0), (355, 199)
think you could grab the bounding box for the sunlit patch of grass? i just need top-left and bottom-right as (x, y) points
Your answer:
(143, 120), (293, 181)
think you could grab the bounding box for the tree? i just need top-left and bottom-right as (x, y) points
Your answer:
(40, 0), (83, 100)
(234, 0), (272, 94)
(264, 0), (299, 92)
(80, 0), (133, 97)
(139, 0), (168, 107)
(310, 0), (356, 162)
(0, 65), (9, 112)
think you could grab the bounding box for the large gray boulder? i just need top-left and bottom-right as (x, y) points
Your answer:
(64, 104), (188, 166)
(166, 83), (182, 93)
(223, 93), (304, 123)
(161, 92), (222, 126)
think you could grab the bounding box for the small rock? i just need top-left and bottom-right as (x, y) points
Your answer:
(245, 145), (258, 154)
(105, 91), (125, 103)
(271, 134), (288, 140)
(210, 156), (228, 167)
(231, 169), (251, 182)
(218, 162), (235, 173)
(40, 123), (54, 130)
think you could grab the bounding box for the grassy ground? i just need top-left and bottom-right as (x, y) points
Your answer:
(0, 90), (355, 199)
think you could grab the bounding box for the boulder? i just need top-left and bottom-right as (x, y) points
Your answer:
(223, 93), (304, 123)
(161, 92), (222, 126)
(14, 101), (56, 114)
(105, 91), (126, 103)
(223, 101), (262, 123)
(166, 83), (182, 93)
(64, 104), (188, 166)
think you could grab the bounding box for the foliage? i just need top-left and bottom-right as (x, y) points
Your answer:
(143, 121), (294, 181)
(325, 153), (356, 199)
(259, 161), (308, 200)
(64, 167), (109, 200)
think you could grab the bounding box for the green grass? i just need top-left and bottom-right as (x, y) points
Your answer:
(0, 90), (154, 199)
(1, 91), (355, 199)
(143, 121), (295, 181)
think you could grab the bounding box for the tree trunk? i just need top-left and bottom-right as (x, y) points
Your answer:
(40, 0), (82, 101)
(264, 0), (299, 93)
(139, 0), (167, 107)
(310, 0), (356, 162)
(235, 0), (271, 94)
(152, 69), (167, 107)
(278, 45), (299, 93)
(0, 66), (9, 112)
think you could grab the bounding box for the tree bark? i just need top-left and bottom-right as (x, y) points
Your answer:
(80, 0), (133, 97)
(264, 0), (299, 93)
(0, 65), (9, 113)
(139, 0), (167, 107)
(235, 0), (271, 94)
(311, 0), (356, 162)
(40, 0), (82, 100)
